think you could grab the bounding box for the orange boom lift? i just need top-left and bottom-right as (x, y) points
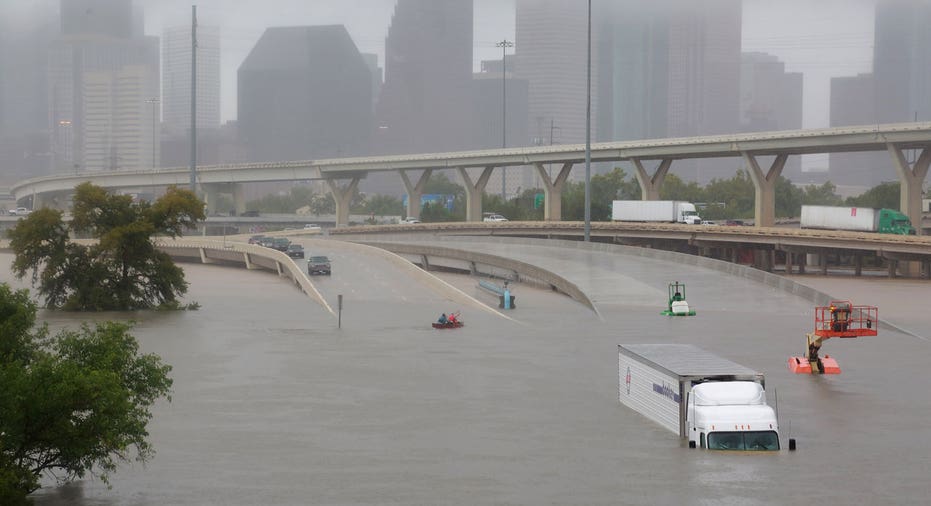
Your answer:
(788, 300), (878, 374)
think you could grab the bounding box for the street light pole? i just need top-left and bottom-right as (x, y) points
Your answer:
(145, 97), (159, 169)
(496, 39), (513, 200)
(584, 0), (592, 242)
(190, 5), (198, 192)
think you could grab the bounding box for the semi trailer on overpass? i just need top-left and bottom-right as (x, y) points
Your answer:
(800, 205), (915, 235)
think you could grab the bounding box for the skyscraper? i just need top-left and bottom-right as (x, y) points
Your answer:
(873, 0), (931, 124)
(48, 0), (159, 173)
(597, 0), (742, 182)
(375, 0), (473, 155)
(515, 0), (597, 149)
(162, 24), (221, 137)
(0, 0), (57, 183)
(238, 25), (373, 162)
(828, 0), (931, 187)
(739, 52), (802, 133)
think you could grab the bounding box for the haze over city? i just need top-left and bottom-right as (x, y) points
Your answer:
(0, 0), (922, 193)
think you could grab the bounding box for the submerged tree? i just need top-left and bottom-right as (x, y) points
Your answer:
(0, 283), (173, 501)
(7, 183), (205, 310)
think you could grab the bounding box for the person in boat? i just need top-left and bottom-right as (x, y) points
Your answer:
(448, 312), (458, 325)
(672, 291), (683, 302)
(437, 313), (448, 324)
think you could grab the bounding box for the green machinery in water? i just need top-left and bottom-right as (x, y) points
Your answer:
(661, 281), (696, 316)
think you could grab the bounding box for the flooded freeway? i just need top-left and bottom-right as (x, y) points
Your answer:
(5, 235), (930, 505)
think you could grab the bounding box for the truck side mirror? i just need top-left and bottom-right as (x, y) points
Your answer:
(689, 441), (696, 449)
(788, 438), (797, 451)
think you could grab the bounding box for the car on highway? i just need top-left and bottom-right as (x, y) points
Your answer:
(286, 244), (305, 259)
(240, 210), (260, 217)
(303, 223), (322, 231)
(270, 237), (291, 252)
(307, 255), (331, 275)
(701, 220), (718, 225)
(483, 214), (508, 222)
(248, 234), (266, 244)
(400, 217), (421, 224)
(9, 207), (31, 216)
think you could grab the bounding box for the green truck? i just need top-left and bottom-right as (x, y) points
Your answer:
(800, 205), (915, 235)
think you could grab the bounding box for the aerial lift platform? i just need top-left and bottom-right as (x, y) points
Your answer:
(788, 300), (878, 374)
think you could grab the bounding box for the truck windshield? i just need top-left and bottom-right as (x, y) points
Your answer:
(707, 431), (779, 451)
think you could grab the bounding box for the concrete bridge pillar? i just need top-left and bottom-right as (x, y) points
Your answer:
(457, 166), (494, 222)
(743, 152), (787, 228)
(632, 158), (672, 200)
(203, 184), (220, 215)
(887, 144), (930, 236)
(326, 177), (360, 228)
(232, 183), (246, 216)
(533, 162), (573, 221)
(399, 168), (432, 220)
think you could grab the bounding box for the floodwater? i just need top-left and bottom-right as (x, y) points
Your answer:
(4, 235), (930, 506)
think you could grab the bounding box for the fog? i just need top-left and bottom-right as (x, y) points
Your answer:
(0, 0), (917, 188)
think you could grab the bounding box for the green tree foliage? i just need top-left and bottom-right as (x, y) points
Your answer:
(800, 181), (844, 207)
(0, 283), (173, 501)
(658, 173), (703, 203)
(561, 167), (642, 220)
(361, 194), (404, 216)
(7, 183), (204, 310)
(845, 181), (901, 209)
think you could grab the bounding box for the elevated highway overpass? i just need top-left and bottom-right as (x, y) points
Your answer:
(10, 122), (931, 232)
(327, 221), (931, 279)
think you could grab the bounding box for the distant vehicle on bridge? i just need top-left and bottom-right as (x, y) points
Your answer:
(9, 207), (31, 216)
(483, 213), (508, 222)
(800, 205), (915, 235)
(611, 200), (702, 225)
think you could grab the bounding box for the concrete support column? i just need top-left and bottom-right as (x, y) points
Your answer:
(821, 254), (828, 276)
(533, 162), (573, 220)
(798, 253), (806, 274)
(785, 251), (793, 275)
(632, 158), (673, 200)
(743, 153), (788, 228)
(32, 192), (44, 210)
(232, 183), (246, 216)
(854, 254), (863, 277)
(400, 168), (433, 220)
(458, 166), (495, 222)
(887, 144), (930, 236)
(203, 184), (219, 216)
(326, 177), (360, 228)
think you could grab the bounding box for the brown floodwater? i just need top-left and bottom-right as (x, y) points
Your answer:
(4, 235), (929, 506)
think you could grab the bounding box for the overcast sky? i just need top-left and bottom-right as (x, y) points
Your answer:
(139, 0), (516, 123)
(136, 0), (876, 161)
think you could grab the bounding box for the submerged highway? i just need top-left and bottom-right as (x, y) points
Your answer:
(11, 235), (931, 505)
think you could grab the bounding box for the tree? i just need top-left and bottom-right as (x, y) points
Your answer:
(7, 183), (205, 310)
(846, 181), (901, 209)
(0, 283), (173, 501)
(361, 194), (404, 216)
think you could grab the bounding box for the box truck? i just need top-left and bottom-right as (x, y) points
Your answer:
(611, 200), (702, 224)
(800, 205), (915, 235)
(618, 344), (792, 451)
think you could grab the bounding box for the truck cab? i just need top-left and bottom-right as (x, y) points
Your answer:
(677, 202), (702, 225)
(876, 208), (915, 235)
(686, 381), (780, 451)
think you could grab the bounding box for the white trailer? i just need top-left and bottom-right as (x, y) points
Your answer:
(800, 205), (914, 235)
(611, 200), (701, 224)
(618, 344), (791, 451)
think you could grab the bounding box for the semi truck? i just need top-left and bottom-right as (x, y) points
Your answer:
(800, 205), (915, 235)
(611, 200), (701, 224)
(618, 344), (793, 451)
